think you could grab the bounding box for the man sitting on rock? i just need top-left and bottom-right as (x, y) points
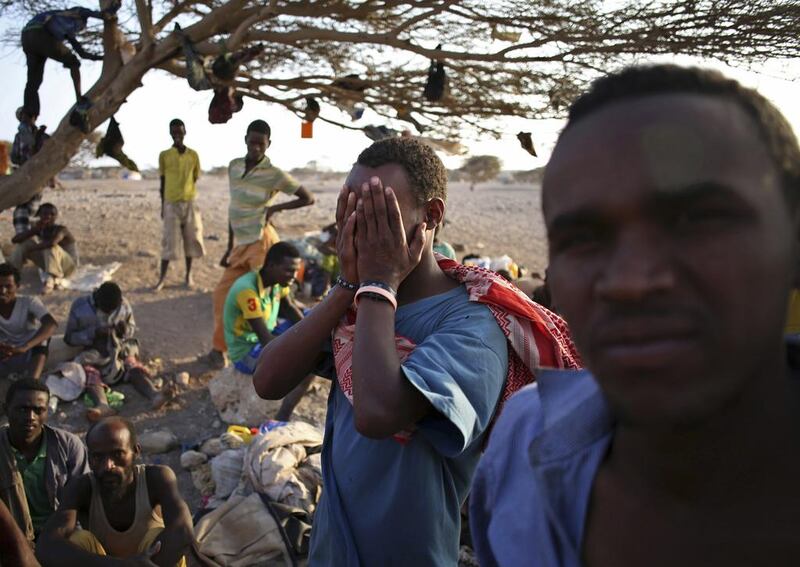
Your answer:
(62, 282), (168, 418)
(37, 416), (193, 567)
(0, 378), (88, 543)
(223, 241), (313, 421)
(10, 203), (78, 294)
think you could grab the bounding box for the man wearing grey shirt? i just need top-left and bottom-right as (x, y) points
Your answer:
(0, 263), (57, 382)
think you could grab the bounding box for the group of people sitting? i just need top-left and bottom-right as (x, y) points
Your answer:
(0, 379), (192, 566)
(3, 61), (800, 567)
(0, 263), (164, 421)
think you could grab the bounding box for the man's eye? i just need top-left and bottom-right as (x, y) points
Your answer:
(551, 229), (603, 253)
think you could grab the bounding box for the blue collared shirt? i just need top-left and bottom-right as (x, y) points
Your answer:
(470, 369), (613, 567)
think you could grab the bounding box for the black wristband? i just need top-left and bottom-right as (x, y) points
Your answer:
(335, 275), (358, 292)
(359, 280), (397, 296)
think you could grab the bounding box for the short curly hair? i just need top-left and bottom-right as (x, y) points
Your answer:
(356, 137), (447, 205)
(564, 64), (800, 207)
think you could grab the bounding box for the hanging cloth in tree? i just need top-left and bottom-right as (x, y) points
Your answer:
(211, 43), (266, 81)
(331, 74), (368, 117)
(304, 97), (321, 123)
(209, 87), (244, 124)
(491, 26), (521, 42)
(96, 116), (138, 172)
(517, 132), (537, 157)
(423, 44), (448, 102)
(175, 23), (211, 91)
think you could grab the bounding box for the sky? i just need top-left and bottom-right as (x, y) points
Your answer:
(1, 14), (799, 173)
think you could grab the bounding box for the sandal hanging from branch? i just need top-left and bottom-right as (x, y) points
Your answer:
(517, 132), (537, 157)
(96, 116), (138, 171)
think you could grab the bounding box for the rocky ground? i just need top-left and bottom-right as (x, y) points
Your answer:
(0, 174), (546, 512)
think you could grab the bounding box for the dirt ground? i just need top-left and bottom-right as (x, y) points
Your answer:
(0, 174), (546, 511)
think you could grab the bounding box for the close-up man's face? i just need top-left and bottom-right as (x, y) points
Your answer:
(268, 257), (302, 287)
(87, 423), (138, 501)
(170, 124), (186, 145)
(245, 131), (270, 161)
(543, 93), (798, 427)
(8, 390), (48, 443)
(345, 163), (424, 245)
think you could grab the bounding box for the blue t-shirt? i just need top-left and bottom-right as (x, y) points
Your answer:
(469, 369), (611, 567)
(309, 285), (508, 566)
(25, 8), (95, 39)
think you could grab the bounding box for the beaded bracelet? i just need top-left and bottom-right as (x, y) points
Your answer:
(359, 279), (397, 296)
(355, 285), (398, 310)
(334, 275), (358, 292)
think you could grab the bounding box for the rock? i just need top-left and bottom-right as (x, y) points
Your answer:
(175, 372), (190, 386)
(200, 437), (225, 458)
(180, 450), (208, 470)
(139, 430), (179, 454)
(136, 250), (156, 258)
(220, 432), (246, 449)
(190, 463), (215, 497)
(208, 366), (282, 427)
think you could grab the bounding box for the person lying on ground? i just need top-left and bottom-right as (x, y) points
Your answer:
(207, 119), (315, 370)
(0, 263), (57, 381)
(224, 241), (313, 421)
(253, 137), (580, 566)
(63, 282), (169, 419)
(20, 6), (115, 117)
(470, 64), (800, 567)
(10, 203), (78, 294)
(155, 118), (204, 292)
(37, 416), (193, 567)
(0, 378), (88, 544)
(0, 498), (41, 566)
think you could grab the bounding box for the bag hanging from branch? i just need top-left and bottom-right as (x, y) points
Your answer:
(423, 44), (448, 102)
(491, 26), (522, 42)
(208, 87), (244, 124)
(175, 23), (211, 91)
(96, 116), (138, 171)
(517, 132), (537, 157)
(303, 97), (320, 123)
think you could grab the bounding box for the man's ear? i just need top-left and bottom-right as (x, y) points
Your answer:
(424, 198), (445, 230)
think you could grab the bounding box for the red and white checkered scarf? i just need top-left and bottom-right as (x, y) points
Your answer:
(332, 255), (582, 442)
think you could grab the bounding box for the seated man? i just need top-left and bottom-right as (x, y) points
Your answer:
(223, 241), (312, 421)
(0, 263), (57, 382)
(37, 416), (193, 567)
(10, 203), (78, 293)
(470, 65), (800, 565)
(63, 282), (165, 417)
(0, 379), (87, 543)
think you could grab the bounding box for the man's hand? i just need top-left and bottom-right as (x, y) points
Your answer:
(219, 250), (231, 268)
(355, 177), (426, 290)
(3, 344), (28, 357)
(335, 185), (358, 285)
(122, 541), (160, 567)
(0, 344), (15, 359)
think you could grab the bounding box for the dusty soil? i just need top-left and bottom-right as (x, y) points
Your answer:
(0, 175), (546, 511)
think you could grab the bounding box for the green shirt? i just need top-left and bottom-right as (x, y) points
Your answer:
(12, 434), (51, 534)
(228, 156), (301, 245)
(223, 271), (290, 362)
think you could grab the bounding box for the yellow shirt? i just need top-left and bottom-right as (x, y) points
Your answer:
(787, 289), (800, 335)
(159, 146), (200, 203)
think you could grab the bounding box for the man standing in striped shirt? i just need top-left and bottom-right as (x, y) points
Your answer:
(207, 119), (315, 369)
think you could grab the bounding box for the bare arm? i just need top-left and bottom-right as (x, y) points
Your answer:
(159, 176), (165, 218)
(266, 186), (315, 219)
(278, 296), (303, 324)
(12, 225), (39, 244)
(220, 223), (234, 267)
(247, 317), (275, 347)
(0, 499), (39, 566)
(26, 314), (58, 350)
(253, 185), (356, 400)
(147, 466), (193, 567)
(66, 36), (102, 61)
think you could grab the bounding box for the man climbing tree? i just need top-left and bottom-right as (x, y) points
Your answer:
(20, 5), (117, 117)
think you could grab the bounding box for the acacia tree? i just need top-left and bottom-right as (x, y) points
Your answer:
(1, 0), (799, 209)
(460, 155), (501, 190)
